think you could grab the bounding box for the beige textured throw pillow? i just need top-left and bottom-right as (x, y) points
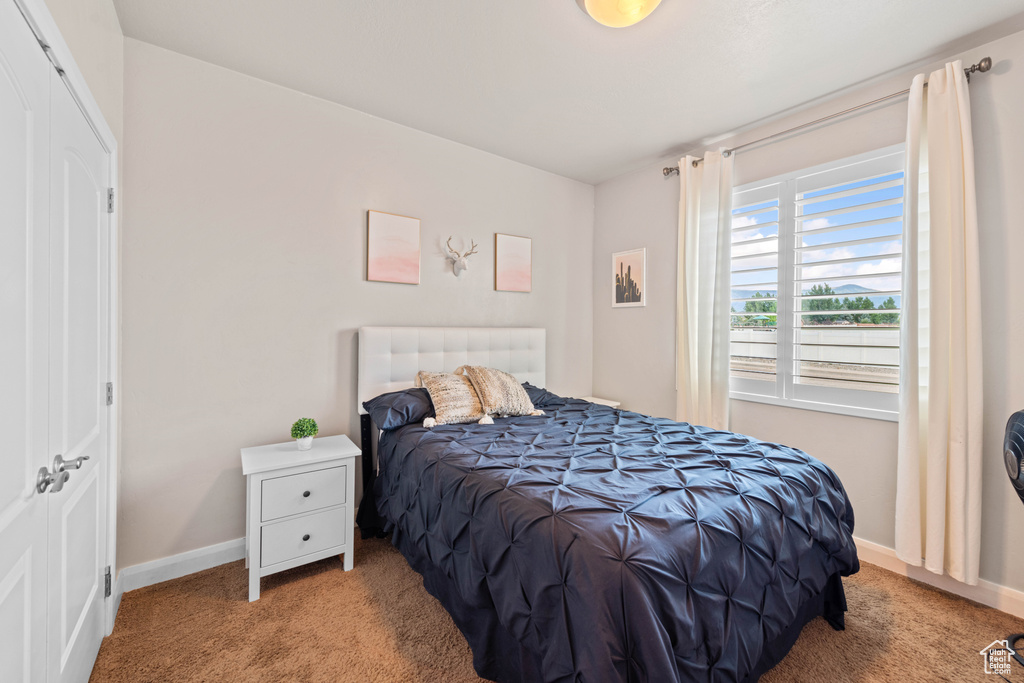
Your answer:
(416, 371), (489, 427)
(456, 366), (542, 418)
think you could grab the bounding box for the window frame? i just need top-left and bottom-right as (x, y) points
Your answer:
(728, 145), (905, 423)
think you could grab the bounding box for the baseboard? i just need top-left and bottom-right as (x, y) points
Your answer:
(854, 536), (1024, 620)
(117, 538), (245, 594)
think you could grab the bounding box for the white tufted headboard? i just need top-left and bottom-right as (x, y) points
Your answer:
(357, 327), (546, 414)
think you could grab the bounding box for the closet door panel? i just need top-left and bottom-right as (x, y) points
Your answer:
(63, 153), (102, 455)
(0, 1), (51, 681)
(46, 72), (109, 683)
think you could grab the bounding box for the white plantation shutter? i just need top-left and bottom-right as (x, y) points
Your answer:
(729, 145), (905, 418)
(729, 182), (781, 397)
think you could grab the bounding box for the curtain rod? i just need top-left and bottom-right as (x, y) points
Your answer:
(663, 57), (993, 176)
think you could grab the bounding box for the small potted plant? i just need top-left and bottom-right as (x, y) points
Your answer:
(291, 418), (318, 451)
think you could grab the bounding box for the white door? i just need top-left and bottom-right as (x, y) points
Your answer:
(45, 71), (110, 683)
(0, 4), (111, 680)
(0, 1), (53, 680)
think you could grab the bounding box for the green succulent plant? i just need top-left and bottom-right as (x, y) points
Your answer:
(290, 418), (319, 440)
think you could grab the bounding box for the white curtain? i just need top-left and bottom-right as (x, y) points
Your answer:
(676, 150), (733, 429)
(895, 60), (983, 585)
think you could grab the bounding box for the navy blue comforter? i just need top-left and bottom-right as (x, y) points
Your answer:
(373, 397), (859, 682)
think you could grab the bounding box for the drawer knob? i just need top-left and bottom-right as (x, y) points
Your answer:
(302, 491), (311, 498)
(302, 534), (310, 541)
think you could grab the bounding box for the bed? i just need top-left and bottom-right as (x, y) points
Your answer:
(355, 326), (859, 683)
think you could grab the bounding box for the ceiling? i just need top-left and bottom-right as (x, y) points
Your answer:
(112, 0), (1024, 184)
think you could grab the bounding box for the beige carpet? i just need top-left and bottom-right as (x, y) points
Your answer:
(91, 537), (1024, 682)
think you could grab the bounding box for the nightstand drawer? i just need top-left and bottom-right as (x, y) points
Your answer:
(261, 507), (347, 567)
(261, 465), (346, 522)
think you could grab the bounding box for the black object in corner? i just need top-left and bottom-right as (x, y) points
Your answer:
(1005, 411), (1024, 506)
(356, 413), (387, 538)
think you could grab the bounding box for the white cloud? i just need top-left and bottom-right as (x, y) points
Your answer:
(854, 260), (901, 292)
(801, 217), (833, 232)
(855, 260), (899, 276)
(734, 220), (904, 294)
(731, 232), (778, 275)
(733, 231), (765, 246)
(733, 216), (759, 229)
(801, 246), (856, 263)
(797, 250), (902, 293)
(732, 233), (769, 255)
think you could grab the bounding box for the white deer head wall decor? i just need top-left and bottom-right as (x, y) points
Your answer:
(445, 237), (479, 276)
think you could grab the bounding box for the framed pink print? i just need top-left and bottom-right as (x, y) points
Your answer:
(367, 210), (420, 285)
(494, 233), (532, 293)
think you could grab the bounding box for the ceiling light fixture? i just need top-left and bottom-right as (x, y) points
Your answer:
(576, 0), (662, 28)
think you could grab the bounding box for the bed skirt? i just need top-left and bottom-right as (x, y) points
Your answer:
(389, 526), (848, 683)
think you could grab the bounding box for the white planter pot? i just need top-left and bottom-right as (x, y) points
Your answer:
(296, 436), (314, 451)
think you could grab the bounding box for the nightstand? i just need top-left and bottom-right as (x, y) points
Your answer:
(581, 396), (621, 408)
(241, 434), (360, 601)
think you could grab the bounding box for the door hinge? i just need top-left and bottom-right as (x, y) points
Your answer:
(104, 566), (112, 598)
(38, 42), (65, 77)
(107, 188), (115, 214)
(106, 382), (113, 406)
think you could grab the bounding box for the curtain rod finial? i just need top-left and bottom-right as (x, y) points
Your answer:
(966, 57), (992, 81)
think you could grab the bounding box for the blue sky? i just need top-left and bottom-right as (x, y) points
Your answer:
(731, 172), (904, 305)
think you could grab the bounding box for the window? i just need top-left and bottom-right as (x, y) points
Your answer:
(729, 146), (904, 420)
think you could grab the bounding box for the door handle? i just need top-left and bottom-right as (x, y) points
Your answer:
(36, 454), (89, 494)
(54, 454), (89, 473)
(37, 467), (69, 494)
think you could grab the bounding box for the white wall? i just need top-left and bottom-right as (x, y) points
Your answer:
(45, 0), (123, 145)
(119, 39), (594, 569)
(593, 31), (1024, 591)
